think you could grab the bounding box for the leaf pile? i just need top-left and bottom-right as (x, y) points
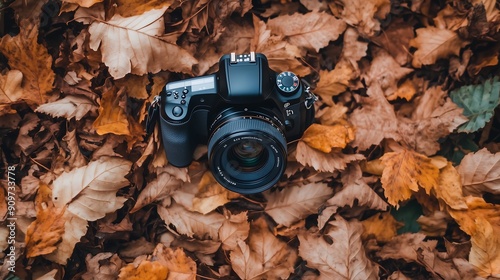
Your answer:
(0, 0), (499, 279)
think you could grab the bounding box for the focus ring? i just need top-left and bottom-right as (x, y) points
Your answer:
(208, 118), (287, 158)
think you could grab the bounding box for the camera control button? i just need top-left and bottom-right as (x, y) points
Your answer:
(181, 95), (186, 99)
(181, 100), (186, 105)
(182, 89), (189, 94)
(174, 94), (179, 99)
(166, 91), (172, 96)
(172, 106), (183, 117)
(285, 119), (294, 130)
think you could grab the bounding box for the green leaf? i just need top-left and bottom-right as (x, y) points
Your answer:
(450, 76), (500, 133)
(391, 199), (422, 234)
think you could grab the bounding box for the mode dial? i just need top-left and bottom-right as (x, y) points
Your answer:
(276, 72), (299, 95)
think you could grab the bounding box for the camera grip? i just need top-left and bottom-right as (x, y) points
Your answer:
(160, 118), (196, 167)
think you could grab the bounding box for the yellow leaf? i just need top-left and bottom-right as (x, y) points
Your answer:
(468, 217), (500, 278)
(153, 244), (197, 280)
(410, 27), (468, 68)
(380, 149), (439, 207)
(314, 59), (355, 102)
(114, 0), (174, 17)
(118, 260), (168, 280)
(63, 0), (103, 8)
(0, 70), (24, 104)
(301, 123), (355, 153)
(25, 183), (66, 258)
(361, 212), (403, 242)
(115, 74), (150, 100)
(192, 172), (240, 215)
(435, 162), (467, 210)
(0, 20), (55, 106)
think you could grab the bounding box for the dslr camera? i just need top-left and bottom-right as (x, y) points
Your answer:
(158, 52), (316, 193)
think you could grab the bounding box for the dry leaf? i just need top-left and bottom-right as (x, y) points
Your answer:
(410, 27), (468, 68)
(380, 149), (439, 207)
(115, 74), (150, 100)
(361, 212), (403, 242)
(192, 171), (240, 214)
(434, 162), (467, 210)
(0, 20), (55, 105)
(219, 211), (250, 251)
(457, 148), (500, 196)
(0, 70), (24, 105)
(118, 260), (168, 280)
(25, 183), (66, 258)
(314, 59), (356, 102)
(296, 141), (365, 173)
(341, 27), (368, 65)
(338, 0), (390, 36)
(131, 172), (182, 213)
(468, 216), (500, 278)
(371, 17), (414, 65)
(299, 216), (379, 279)
(301, 123), (355, 153)
(35, 95), (97, 121)
(264, 183), (333, 227)
(153, 244), (197, 280)
(267, 12), (346, 52)
(87, 7), (197, 78)
(81, 253), (124, 280)
(157, 202), (224, 240)
(417, 211), (450, 237)
(52, 156), (132, 221)
(113, 0), (173, 17)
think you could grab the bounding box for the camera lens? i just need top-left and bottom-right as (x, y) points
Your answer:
(208, 117), (286, 194)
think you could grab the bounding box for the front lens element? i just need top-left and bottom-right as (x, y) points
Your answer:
(230, 140), (267, 170)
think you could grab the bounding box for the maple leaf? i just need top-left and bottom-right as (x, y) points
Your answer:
(264, 183), (333, 227)
(410, 27), (469, 68)
(450, 76), (500, 133)
(267, 12), (346, 52)
(35, 95), (97, 121)
(153, 244), (197, 280)
(85, 7), (197, 79)
(51, 156), (132, 221)
(296, 141), (364, 173)
(0, 20), (55, 106)
(219, 211), (250, 251)
(118, 260), (168, 280)
(457, 148), (500, 196)
(349, 83), (401, 150)
(380, 149), (440, 207)
(157, 202), (225, 240)
(301, 123), (355, 153)
(298, 216), (379, 279)
(131, 171), (182, 213)
(230, 218), (298, 279)
(25, 183), (66, 258)
(318, 163), (388, 228)
(338, 0), (390, 36)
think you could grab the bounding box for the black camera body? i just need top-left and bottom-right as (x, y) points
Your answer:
(159, 52), (315, 193)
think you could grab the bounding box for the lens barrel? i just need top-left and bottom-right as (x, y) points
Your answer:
(208, 116), (286, 194)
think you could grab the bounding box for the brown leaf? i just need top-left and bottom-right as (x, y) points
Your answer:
(192, 171), (240, 214)
(361, 212), (403, 242)
(157, 202), (225, 240)
(52, 156), (132, 221)
(113, 0), (174, 17)
(267, 12), (346, 52)
(457, 148), (500, 196)
(25, 183), (66, 258)
(299, 216), (379, 279)
(87, 7), (197, 78)
(0, 20), (55, 106)
(417, 211), (450, 237)
(131, 172), (182, 213)
(337, 0), (390, 36)
(63, 0), (103, 8)
(264, 183), (333, 227)
(219, 211), (250, 251)
(0, 70), (24, 105)
(371, 17), (414, 65)
(314, 59), (356, 102)
(35, 95), (97, 121)
(82, 253), (124, 280)
(230, 218), (298, 280)
(295, 141), (365, 173)
(153, 244), (197, 280)
(380, 149), (440, 207)
(434, 162), (467, 210)
(315, 101), (348, 125)
(301, 123), (355, 153)
(410, 27), (468, 68)
(115, 74), (150, 100)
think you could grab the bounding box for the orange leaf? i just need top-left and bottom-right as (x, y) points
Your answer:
(380, 149), (439, 207)
(301, 123), (355, 153)
(25, 183), (66, 258)
(0, 20), (55, 106)
(118, 260), (168, 280)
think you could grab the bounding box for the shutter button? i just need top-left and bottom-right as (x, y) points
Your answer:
(172, 106), (183, 117)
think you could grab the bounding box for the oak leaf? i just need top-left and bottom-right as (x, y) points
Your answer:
(25, 183), (66, 258)
(87, 7), (197, 79)
(295, 141), (365, 173)
(219, 211), (250, 251)
(301, 123), (355, 153)
(298, 216), (379, 280)
(457, 148), (500, 196)
(0, 20), (55, 105)
(35, 95), (97, 121)
(267, 12), (346, 52)
(118, 260), (168, 280)
(157, 202), (225, 240)
(52, 156), (132, 221)
(264, 183), (333, 227)
(131, 172), (182, 213)
(230, 218), (298, 280)
(410, 27), (468, 68)
(380, 149), (439, 207)
(153, 244), (197, 280)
